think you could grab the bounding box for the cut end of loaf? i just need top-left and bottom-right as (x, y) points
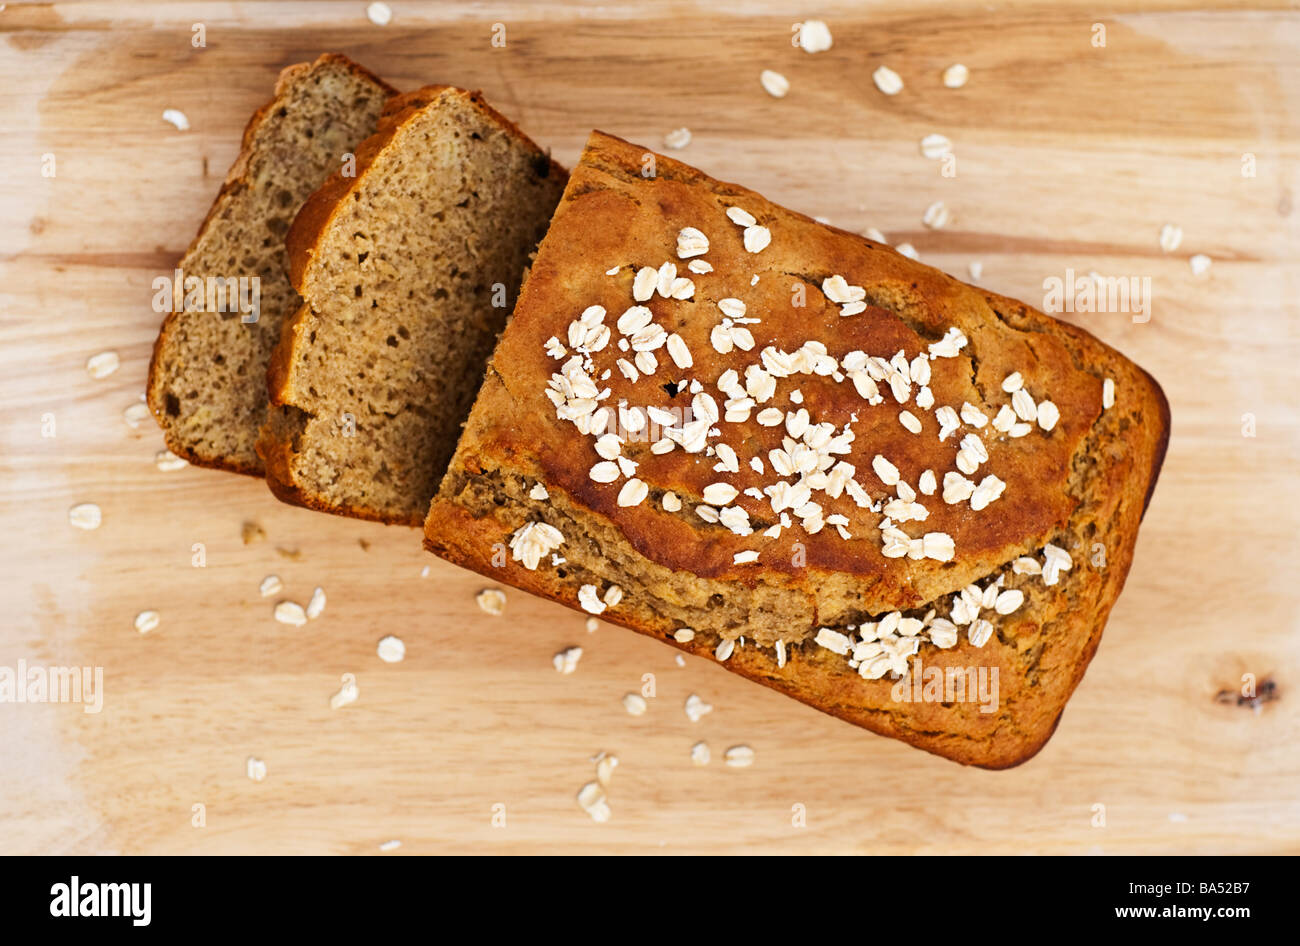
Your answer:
(259, 86), (568, 525)
(146, 54), (394, 476)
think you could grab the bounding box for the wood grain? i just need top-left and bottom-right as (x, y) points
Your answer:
(1, 0), (1297, 854)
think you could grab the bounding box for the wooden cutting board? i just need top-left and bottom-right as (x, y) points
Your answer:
(2, 0), (1296, 854)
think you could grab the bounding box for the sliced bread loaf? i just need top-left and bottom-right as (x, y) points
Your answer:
(257, 87), (567, 525)
(147, 54), (395, 475)
(423, 131), (1170, 768)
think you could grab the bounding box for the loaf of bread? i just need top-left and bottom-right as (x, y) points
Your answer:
(147, 54), (395, 475)
(258, 87), (568, 524)
(424, 131), (1170, 768)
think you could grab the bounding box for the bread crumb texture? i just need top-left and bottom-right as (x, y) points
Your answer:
(259, 86), (566, 523)
(148, 55), (394, 475)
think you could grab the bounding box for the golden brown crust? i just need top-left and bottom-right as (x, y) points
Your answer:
(146, 54), (396, 477)
(423, 130), (1171, 768)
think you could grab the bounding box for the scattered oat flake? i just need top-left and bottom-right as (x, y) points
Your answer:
(1159, 223), (1183, 253)
(968, 261), (983, 281)
(895, 242), (919, 260)
(86, 351), (119, 379)
(476, 588), (506, 615)
(922, 201), (950, 229)
(553, 646), (583, 674)
(123, 401), (150, 428)
(366, 1), (391, 26)
(259, 575), (281, 597)
(623, 693), (648, 716)
(663, 126), (692, 150)
(724, 745), (755, 768)
(691, 742), (711, 766)
(274, 601), (307, 627)
(684, 693), (713, 723)
(1190, 254), (1212, 276)
(592, 755), (619, 791)
(134, 610), (159, 634)
(577, 781), (610, 822)
(161, 109), (189, 131)
(305, 587), (326, 619)
(797, 19), (833, 52)
(942, 63), (969, 88)
(68, 502), (102, 530)
(379, 839), (402, 851)
(246, 757), (266, 782)
(585, 617), (599, 633)
(873, 65), (904, 95)
(920, 133), (952, 159)
(377, 635), (406, 663)
(760, 69), (790, 98)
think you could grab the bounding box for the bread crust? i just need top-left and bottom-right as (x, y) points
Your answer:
(146, 53), (396, 476)
(260, 85), (566, 525)
(423, 130), (1171, 768)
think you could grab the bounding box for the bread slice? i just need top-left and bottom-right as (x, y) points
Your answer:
(423, 130), (1170, 768)
(257, 87), (567, 525)
(147, 54), (396, 475)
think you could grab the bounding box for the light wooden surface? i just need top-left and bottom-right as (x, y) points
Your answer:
(1, 0), (1297, 855)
